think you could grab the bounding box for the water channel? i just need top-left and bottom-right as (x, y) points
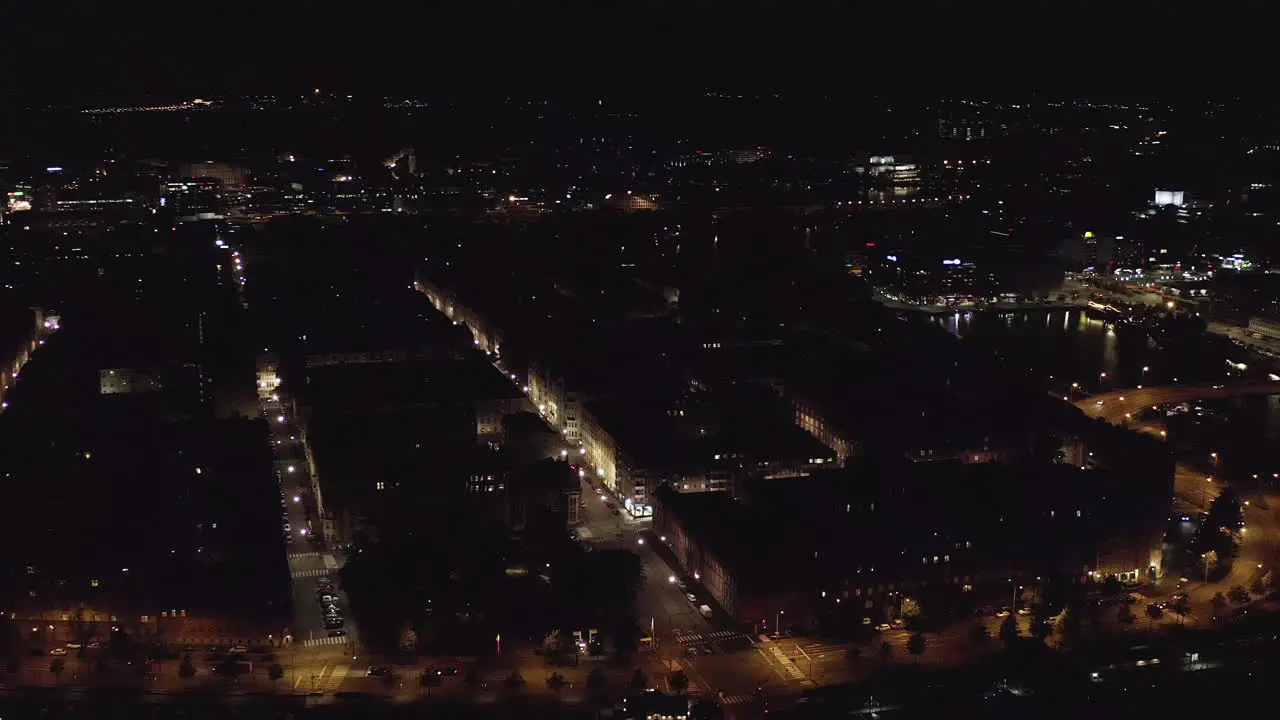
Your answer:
(929, 307), (1280, 484)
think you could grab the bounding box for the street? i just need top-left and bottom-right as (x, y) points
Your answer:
(257, 373), (359, 681)
(1077, 381), (1280, 620)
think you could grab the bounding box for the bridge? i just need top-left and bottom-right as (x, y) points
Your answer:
(1072, 379), (1280, 425)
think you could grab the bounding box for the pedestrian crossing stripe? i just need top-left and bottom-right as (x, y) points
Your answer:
(720, 694), (751, 706)
(302, 636), (348, 647)
(322, 664), (350, 688)
(290, 552), (322, 559)
(674, 629), (743, 643)
(291, 568), (330, 578)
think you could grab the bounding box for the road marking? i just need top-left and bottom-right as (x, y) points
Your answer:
(757, 635), (806, 680)
(322, 664), (349, 688)
(323, 554), (339, 570)
(291, 568), (330, 578)
(301, 636), (348, 647)
(289, 552), (322, 560)
(720, 693), (752, 706)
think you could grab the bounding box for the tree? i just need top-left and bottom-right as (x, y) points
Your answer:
(586, 667), (609, 702)
(1205, 487), (1244, 534)
(50, 658), (65, 682)
(1200, 490), (1243, 558)
(1211, 592), (1228, 616)
(1058, 608), (1083, 646)
(398, 623), (419, 655)
(1117, 605), (1136, 630)
(268, 663), (284, 684)
(906, 633), (927, 664)
(999, 615), (1019, 649)
(900, 597), (921, 619)
(552, 629), (578, 661)
(1144, 603), (1163, 630)
(1228, 585), (1251, 605)
(178, 656), (196, 681)
(1202, 550), (1220, 580)
(968, 621), (990, 649)
(630, 667), (649, 692)
(1251, 577), (1266, 596)
(547, 672), (567, 691)
(878, 641), (893, 666)
(1171, 595), (1191, 617)
(669, 669), (689, 694)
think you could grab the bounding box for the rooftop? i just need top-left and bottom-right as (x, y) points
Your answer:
(305, 356), (523, 416)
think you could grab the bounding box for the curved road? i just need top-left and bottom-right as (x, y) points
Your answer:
(1073, 379), (1280, 425)
(1067, 378), (1280, 614)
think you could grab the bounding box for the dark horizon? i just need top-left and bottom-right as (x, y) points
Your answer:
(1, 6), (1273, 103)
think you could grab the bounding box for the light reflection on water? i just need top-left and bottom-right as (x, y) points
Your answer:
(927, 308), (1229, 391)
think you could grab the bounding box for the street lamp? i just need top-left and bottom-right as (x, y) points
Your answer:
(668, 575), (676, 584)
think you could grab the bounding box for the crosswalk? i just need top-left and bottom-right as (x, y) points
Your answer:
(719, 693), (753, 706)
(289, 552), (324, 560)
(674, 629), (744, 644)
(291, 568), (330, 579)
(321, 664), (349, 689)
(759, 635), (807, 681)
(302, 635), (348, 647)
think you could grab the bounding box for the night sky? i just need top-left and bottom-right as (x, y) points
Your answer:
(0, 4), (1271, 102)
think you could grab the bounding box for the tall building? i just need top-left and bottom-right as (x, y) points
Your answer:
(178, 162), (249, 188)
(163, 179), (224, 221)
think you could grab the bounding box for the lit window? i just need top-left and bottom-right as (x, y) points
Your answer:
(375, 481), (385, 491)
(90, 579), (99, 588)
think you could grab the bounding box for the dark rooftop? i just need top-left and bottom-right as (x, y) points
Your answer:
(305, 356), (523, 416)
(0, 304), (286, 621)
